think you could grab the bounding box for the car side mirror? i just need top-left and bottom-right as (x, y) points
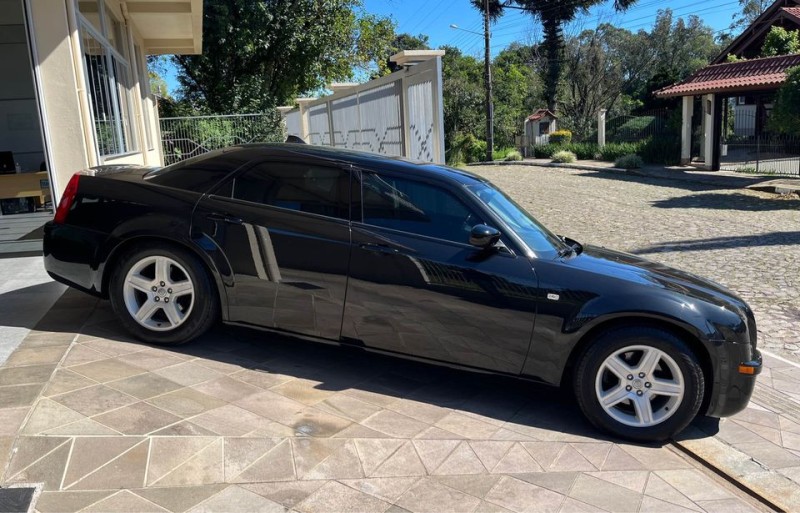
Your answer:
(469, 224), (501, 249)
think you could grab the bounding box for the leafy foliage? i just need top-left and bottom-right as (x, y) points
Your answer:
(172, 0), (395, 113)
(614, 154), (644, 169)
(729, 0), (771, 34)
(769, 66), (800, 136)
(761, 27), (800, 57)
(485, 0), (638, 112)
(549, 130), (573, 144)
(551, 150), (577, 163)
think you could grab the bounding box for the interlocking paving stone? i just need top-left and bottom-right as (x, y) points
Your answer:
(0, 213), (788, 512)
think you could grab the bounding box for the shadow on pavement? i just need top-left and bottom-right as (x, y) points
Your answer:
(631, 231), (800, 254)
(652, 192), (800, 211)
(577, 168), (773, 193)
(19, 289), (680, 446)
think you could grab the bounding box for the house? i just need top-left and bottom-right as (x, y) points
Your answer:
(524, 109), (557, 147)
(654, 0), (800, 172)
(0, 0), (203, 214)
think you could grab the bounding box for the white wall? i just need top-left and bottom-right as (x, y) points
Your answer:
(0, 0), (45, 172)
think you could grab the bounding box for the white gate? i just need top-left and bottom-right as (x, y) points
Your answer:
(281, 51), (445, 164)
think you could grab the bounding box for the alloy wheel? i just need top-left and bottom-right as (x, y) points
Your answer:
(122, 255), (195, 331)
(594, 345), (685, 428)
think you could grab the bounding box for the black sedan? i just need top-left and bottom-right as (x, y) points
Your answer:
(43, 143), (761, 441)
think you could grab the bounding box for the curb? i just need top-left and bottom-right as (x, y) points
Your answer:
(674, 427), (797, 512)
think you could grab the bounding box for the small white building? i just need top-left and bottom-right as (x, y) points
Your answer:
(524, 109), (557, 146)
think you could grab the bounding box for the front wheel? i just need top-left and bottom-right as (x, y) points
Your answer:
(109, 244), (218, 345)
(574, 327), (705, 442)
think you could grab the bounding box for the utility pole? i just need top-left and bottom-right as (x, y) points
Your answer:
(483, 0), (494, 162)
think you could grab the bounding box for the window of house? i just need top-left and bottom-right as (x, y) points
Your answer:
(228, 162), (350, 220)
(77, 0), (136, 158)
(359, 173), (481, 244)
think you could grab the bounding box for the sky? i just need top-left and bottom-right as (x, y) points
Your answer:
(364, 0), (739, 58)
(162, 0), (741, 95)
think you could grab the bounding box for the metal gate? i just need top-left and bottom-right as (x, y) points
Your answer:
(720, 104), (800, 176)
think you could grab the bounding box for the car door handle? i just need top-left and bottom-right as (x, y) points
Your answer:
(359, 243), (399, 255)
(207, 213), (243, 225)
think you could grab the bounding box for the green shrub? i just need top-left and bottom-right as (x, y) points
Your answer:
(533, 144), (559, 159)
(562, 142), (599, 160)
(549, 129), (573, 145)
(492, 147), (516, 160)
(614, 154), (644, 169)
(551, 150), (577, 164)
(451, 133), (488, 163)
(504, 149), (523, 161)
(597, 142), (643, 162)
(639, 136), (681, 165)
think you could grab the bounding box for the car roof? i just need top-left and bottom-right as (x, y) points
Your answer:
(174, 143), (489, 186)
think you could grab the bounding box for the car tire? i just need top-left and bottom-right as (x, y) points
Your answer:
(109, 244), (218, 345)
(574, 326), (704, 442)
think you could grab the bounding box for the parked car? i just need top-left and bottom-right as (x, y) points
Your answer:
(43, 144), (761, 441)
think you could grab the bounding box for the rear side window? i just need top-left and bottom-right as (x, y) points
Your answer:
(359, 172), (481, 244)
(146, 153), (249, 192)
(226, 161), (351, 220)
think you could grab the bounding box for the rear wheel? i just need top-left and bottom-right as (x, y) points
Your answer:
(574, 327), (704, 442)
(110, 244), (217, 345)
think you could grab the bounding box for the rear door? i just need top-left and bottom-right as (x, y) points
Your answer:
(342, 170), (538, 374)
(193, 158), (353, 339)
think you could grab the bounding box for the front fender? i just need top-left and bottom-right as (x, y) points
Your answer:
(521, 289), (742, 385)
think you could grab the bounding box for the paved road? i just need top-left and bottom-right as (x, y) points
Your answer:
(470, 165), (800, 360)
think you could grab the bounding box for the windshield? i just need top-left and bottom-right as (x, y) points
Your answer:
(467, 183), (569, 258)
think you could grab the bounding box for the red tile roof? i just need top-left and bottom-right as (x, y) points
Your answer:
(655, 54), (800, 97)
(527, 109), (557, 121)
(783, 6), (800, 22)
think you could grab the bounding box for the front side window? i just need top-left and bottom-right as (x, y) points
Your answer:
(228, 162), (350, 220)
(467, 183), (568, 257)
(359, 172), (481, 244)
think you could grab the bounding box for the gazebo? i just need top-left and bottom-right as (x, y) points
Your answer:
(654, 0), (800, 172)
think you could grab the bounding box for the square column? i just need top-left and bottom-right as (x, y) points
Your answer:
(681, 96), (693, 165)
(703, 93), (716, 170)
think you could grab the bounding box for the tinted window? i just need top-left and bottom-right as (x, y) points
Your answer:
(228, 162), (350, 220)
(467, 183), (568, 257)
(146, 152), (249, 192)
(360, 172), (481, 244)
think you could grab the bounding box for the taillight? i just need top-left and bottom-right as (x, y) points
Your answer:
(53, 173), (81, 224)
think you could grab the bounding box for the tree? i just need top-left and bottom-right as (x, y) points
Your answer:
(556, 11), (719, 135)
(729, 0), (771, 34)
(483, 0), (638, 112)
(380, 33), (430, 75)
(493, 46), (543, 147)
(769, 66), (800, 135)
(761, 26), (800, 57)
(172, 0), (394, 114)
(441, 46), (485, 155)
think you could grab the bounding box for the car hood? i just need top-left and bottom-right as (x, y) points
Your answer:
(567, 244), (747, 309)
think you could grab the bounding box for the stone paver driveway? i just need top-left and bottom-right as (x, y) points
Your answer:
(0, 290), (765, 513)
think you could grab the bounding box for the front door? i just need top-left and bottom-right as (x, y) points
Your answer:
(342, 171), (538, 375)
(193, 159), (353, 339)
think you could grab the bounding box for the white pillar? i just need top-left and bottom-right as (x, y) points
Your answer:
(681, 96), (693, 165)
(295, 98), (317, 143)
(703, 94), (716, 170)
(597, 109), (607, 148)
